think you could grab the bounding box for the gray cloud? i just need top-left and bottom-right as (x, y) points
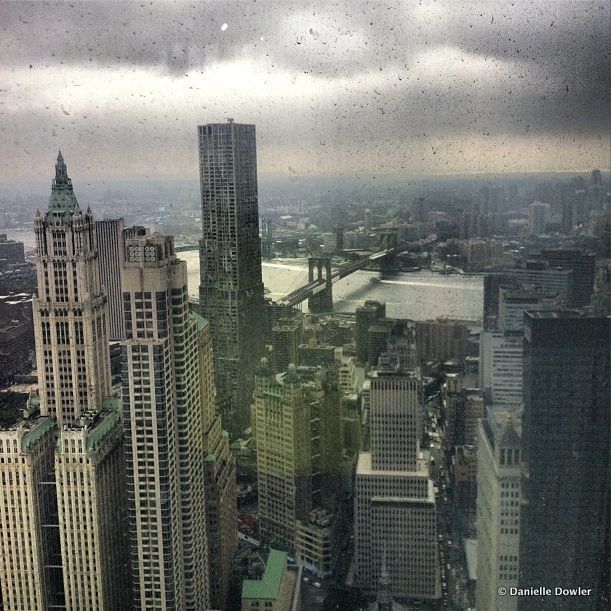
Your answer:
(0, 0), (608, 178)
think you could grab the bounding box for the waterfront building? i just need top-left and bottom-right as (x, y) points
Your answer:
(475, 406), (522, 611)
(354, 373), (440, 601)
(122, 233), (209, 609)
(0, 233), (25, 263)
(198, 120), (266, 424)
(519, 311), (610, 610)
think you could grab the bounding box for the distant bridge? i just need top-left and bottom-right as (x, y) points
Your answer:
(276, 231), (399, 311)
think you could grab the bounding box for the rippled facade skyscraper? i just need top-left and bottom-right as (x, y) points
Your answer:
(198, 120), (266, 428)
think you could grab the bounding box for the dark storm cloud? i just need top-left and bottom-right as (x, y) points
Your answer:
(0, 0), (608, 178)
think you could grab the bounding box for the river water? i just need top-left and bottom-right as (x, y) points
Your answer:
(2, 230), (483, 322)
(180, 251), (483, 322)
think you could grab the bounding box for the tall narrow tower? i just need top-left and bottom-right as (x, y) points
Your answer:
(122, 233), (209, 610)
(198, 120), (266, 426)
(0, 153), (126, 611)
(33, 151), (111, 424)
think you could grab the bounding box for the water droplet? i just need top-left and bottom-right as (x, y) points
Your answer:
(221, 23), (228, 32)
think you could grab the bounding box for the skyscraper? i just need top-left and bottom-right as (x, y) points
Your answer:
(0, 153), (126, 611)
(354, 373), (441, 601)
(33, 152), (111, 424)
(519, 311), (610, 610)
(94, 218), (125, 340)
(476, 406), (522, 611)
(538, 248), (596, 308)
(253, 359), (313, 549)
(197, 313), (237, 609)
(0, 414), (58, 609)
(55, 404), (127, 609)
(122, 233), (209, 609)
(198, 120), (266, 425)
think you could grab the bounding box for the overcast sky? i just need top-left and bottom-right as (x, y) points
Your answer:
(0, 0), (608, 180)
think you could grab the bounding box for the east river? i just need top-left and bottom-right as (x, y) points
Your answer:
(3, 229), (483, 322)
(180, 251), (483, 322)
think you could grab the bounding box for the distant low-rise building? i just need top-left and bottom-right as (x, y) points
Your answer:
(0, 234), (25, 264)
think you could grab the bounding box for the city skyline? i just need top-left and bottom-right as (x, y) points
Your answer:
(0, 2), (609, 607)
(0, 1), (609, 180)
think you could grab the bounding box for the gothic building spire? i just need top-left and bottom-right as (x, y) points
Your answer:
(47, 151), (80, 222)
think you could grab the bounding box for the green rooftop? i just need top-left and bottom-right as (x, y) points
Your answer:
(86, 408), (121, 451)
(242, 549), (287, 600)
(189, 311), (210, 331)
(21, 417), (55, 452)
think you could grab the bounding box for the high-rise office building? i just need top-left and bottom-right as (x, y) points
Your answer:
(480, 287), (558, 406)
(355, 300), (386, 363)
(55, 404), (127, 610)
(122, 233), (210, 609)
(0, 415), (58, 610)
(253, 359), (313, 549)
(476, 406), (522, 611)
(527, 201), (550, 235)
(537, 248), (596, 307)
(354, 373), (440, 601)
(33, 152), (111, 425)
(196, 313), (237, 609)
(415, 318), (469, 364)
(0, 153), (126, 611)
(94, 218), (125, 340)
(272, 314), (303, 373)
(198, 120), (266, 423)
(519, 311), (610, 610)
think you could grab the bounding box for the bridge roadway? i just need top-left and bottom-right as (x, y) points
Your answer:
(276, 249), (392, 307)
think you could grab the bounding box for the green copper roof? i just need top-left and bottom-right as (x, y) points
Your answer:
(242, 549), (287, 600)
(21, 417), (55, 452)
(189, 311), (210, 331)
(86, 408), (121, 451)
(45, 151), (82, 223)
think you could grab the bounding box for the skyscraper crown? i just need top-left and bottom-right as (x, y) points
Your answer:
(46, 150), (81, 223)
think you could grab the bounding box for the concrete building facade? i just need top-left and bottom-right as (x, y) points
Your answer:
(475, 406), (522, 611)
(122, 233), (209, 609)
(0, 154), (126, 611)
(253, 360), (312, 549)
(94, 218), (125, 341)
(196, 314), (237, 609)
(354, 373), (440, 601)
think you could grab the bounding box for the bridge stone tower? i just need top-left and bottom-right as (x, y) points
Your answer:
(307, 256), (333, 312)
(378, 232), (398, 277)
